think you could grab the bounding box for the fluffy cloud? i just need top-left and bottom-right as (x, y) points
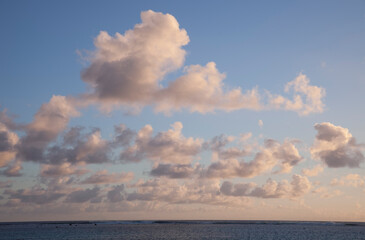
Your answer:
(331, 174), (365, 188)
(268, 73), (326, 116)
(221, 174), (311, 198)
(150, 163), (200, 179)
(0, 180), (12, 188)
(82, 10), (189, 106)
(204, 139), (303, 179)
(1, 161), (22, 177)
(311, 186), (343, 199)
(4, 188), (65, 205)
(125, 178), (250, 207)
(17, 96), (79, 162)
(107, 185), (126, 202)
(301, 164), (324, 177)
(80, 10), (325, 115)
(65, 187), (100, 203)
(81, 170), (134, 184)
(311, 122), (364, 168)
(120, 122), (203, 164)
(209, 134), (249, 161)
(155, 62), (262, 113)
(258, 120), (263, 128)
(0, 122), (18, 168)
(40, 163), (89, 177)
(45, 128), (111, 165)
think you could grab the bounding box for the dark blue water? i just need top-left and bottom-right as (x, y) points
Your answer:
(0, 220), (364, 240)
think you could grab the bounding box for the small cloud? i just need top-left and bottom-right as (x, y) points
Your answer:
(150, 163), (199, 179)
(65, 187), (100, 203)
(258, 120), (263, 128)
(81, 170), (134, 184)
(301, 164), (324, 177)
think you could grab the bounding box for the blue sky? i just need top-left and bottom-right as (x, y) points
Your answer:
(0, 1), (364, 221)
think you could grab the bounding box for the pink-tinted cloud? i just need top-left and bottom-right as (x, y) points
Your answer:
(80, 10), (325, 115)
(268, 73), (325, 116)
(17, 96), (79, 163)
(204, 139), (303, 179)
(65, 187), (100, 203)
(301, 164), (324, 177)
(331, 174), (365, 188)
(221, 174), (311, 199)
(120, 122), (203, 164)
(0, 122), (18, 168)
(150, 163), (200, 179)
(81, 170), (134, 184)
(311, 122), (364, 168)
(41, 163), (89, 177)
(81, 10), (189, 106)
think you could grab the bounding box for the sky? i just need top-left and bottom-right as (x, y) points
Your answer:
(0, 0), (365, 222)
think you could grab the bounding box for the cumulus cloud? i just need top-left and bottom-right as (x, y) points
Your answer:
(0, 110), (19, 131)
(268, 73), (326, 116)
(258, 120), (263, 128)
(120, 122), (203, 164)
(330, 174), (365, 188)
(301, 164), (324, 177)
(4, 188), (65, 205)
(209, 134), (249, 161)
(1, 161), (22, 177)
(204, 139), (303, 179)
(150, 163), (200, 179)
(41, 163), (89, 177)
(81, 170), (134, 184)
(80, 10), (325, 115)
(0, 180), (12, 188)
(107, 185), (126, 202)
(221, 174), (311, 198)
(17, 95), (79, 162)
(155, 62), (262, 113)
(65, 187), (100, 203)
(311, 122), (364, 168)
(45, 128), (112, 165)
(311, 186), (343, 199)
(0, 122), (18, 168)
(81, 10), (189, 106)
(111, 124), (136, 147)
(125, 178), (250, 207)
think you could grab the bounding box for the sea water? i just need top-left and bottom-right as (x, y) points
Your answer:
(0, 221), (364, 240)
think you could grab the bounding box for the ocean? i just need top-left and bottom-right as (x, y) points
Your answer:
(0, 220), (364, 240)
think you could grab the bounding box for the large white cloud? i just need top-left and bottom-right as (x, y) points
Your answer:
(82, 10), (189, 105)
(80, 10), (325, 115)
(311, 122), (364, 168)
